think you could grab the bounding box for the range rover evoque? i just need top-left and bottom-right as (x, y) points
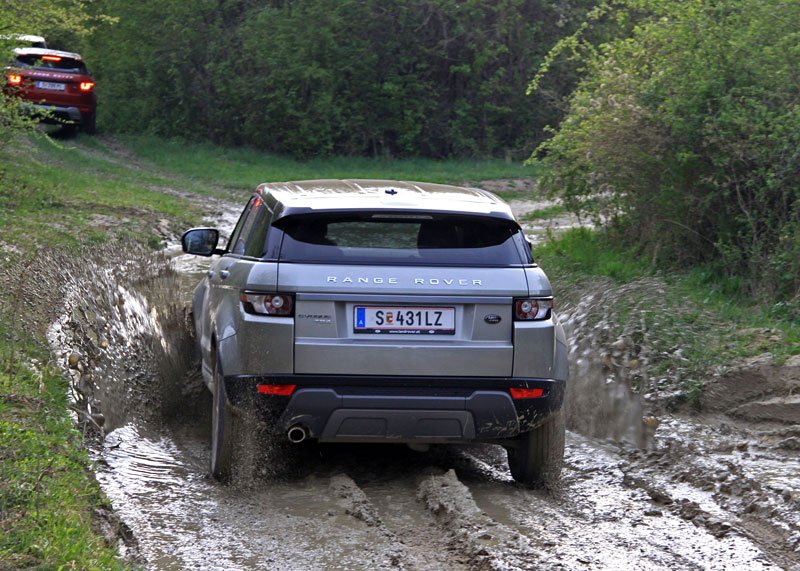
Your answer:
(182, 180), (569, 486)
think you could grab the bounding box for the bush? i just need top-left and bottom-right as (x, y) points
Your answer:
(532, 0), (800, 305)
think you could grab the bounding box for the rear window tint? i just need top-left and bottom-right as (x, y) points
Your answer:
(14, 55), (86, 73)
(277, 213), (528, 266)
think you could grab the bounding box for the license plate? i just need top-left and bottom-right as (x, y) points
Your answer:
(354, 306), (455, 335)
(35, 81), (65, 91)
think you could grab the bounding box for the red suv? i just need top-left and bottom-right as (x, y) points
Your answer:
(4, 48), (96, 134)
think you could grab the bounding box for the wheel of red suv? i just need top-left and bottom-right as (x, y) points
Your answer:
(507, 409), (565, 488)
(210, 356), (237, 482)
(81, 112), (96, 135)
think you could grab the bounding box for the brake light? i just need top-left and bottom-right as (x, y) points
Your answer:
(79, 81), (94, 92)
(240, 292), (294, 316)
(42, 55), (62, 62)
(7, 74), (22, 85)
(509, 387), (545, 399)
(513, 298), (553, 320)
(256, 384), (296, 396)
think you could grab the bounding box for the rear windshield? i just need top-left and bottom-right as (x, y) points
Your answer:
(14, 55), (86, 73)
(277, 212), (529, 266)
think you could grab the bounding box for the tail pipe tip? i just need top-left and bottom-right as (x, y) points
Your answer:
(287, 425), (308, 444)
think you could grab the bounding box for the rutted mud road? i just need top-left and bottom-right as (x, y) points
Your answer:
(45, 192), (799, 570)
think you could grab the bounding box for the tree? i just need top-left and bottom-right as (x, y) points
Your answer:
(83, 0), (595, 158)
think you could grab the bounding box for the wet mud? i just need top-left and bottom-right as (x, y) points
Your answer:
(40, 207), (798, 570)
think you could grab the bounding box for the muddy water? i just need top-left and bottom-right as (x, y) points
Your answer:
(47, 224), (798, 570)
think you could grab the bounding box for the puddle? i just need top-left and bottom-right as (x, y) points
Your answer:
(468, 433), (782, 570)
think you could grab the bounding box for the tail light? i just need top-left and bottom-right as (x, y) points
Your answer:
(240, 292), (294, 316)
(256, 384), (296, 396)
(79, 81), (94, 92)
(7, 74), (22, 85)
(42, 55), (62, 62)
(513, 297), (553, 320)
(509, 387), (545, 399)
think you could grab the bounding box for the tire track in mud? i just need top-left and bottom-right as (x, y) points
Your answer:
(334, 438), (785, 571)
(336, 463), (539, 571)
(329, 472), (464, 570)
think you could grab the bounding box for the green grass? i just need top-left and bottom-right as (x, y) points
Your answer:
(675, 267), (799, 363)
(521, 204), (568, 221)
(0, 345), (125, 570)
(537, 227), (652, 282)
(489, 189), (541, 202)
(0, 134), (203, 251)
(122, 134), (539, 190)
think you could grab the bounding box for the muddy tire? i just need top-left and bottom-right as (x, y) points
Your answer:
(81, 112), (96, 135)
(210, 357), (238, 482)
(507, 409), (565, 487)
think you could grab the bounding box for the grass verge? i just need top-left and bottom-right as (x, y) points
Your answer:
(121, 134), (539, 189)
(0, 134), (206, 251)
(0, 327), (126, 569)
(538, 228), (799, 406)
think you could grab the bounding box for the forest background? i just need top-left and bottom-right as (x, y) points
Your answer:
(3, 0), (799, 317)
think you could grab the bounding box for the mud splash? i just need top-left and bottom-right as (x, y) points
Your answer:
(46, 247), (197, 434)
(558, 285), (654, 448)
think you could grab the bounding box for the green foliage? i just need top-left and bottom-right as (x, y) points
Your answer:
(538, 227), (651, 282)
(0, 0), (103, 38)
(532, 0), (800, 306)
(81, 0), (594, 158)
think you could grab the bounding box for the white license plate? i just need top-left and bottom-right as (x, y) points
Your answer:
(35, 81), (65, 91)
(354, 306), (455, 335)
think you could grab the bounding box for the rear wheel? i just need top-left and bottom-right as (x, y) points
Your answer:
(506, 409), (565, 488)
(81, 111), (96, 135)
(210, 356), (238, 482)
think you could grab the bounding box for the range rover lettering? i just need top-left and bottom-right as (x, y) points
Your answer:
(182, 179), (569, 486)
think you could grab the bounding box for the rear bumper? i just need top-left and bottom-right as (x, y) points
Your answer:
(21, 102), (88, 123)
(223, 374), (565, 442)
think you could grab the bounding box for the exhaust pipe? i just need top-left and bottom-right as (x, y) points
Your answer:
(287, 425), (308, 444)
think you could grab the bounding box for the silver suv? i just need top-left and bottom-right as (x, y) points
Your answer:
(182, 180), (568, 486)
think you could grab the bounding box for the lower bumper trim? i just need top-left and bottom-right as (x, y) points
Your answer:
(321, 409), (476, 442)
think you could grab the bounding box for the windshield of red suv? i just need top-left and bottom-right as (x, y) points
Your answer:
(276, 212), (531, 267)
(14, 54), (87, 73)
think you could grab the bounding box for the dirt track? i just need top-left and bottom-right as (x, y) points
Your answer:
(39, 174), (799, 570)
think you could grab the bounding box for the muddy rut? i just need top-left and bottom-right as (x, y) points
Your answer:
(39, 174), (798, 570)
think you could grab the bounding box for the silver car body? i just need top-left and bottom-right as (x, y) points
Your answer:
(189, 180), (568, 445)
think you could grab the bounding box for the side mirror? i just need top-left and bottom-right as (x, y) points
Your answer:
(182, 228), (223, 256)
